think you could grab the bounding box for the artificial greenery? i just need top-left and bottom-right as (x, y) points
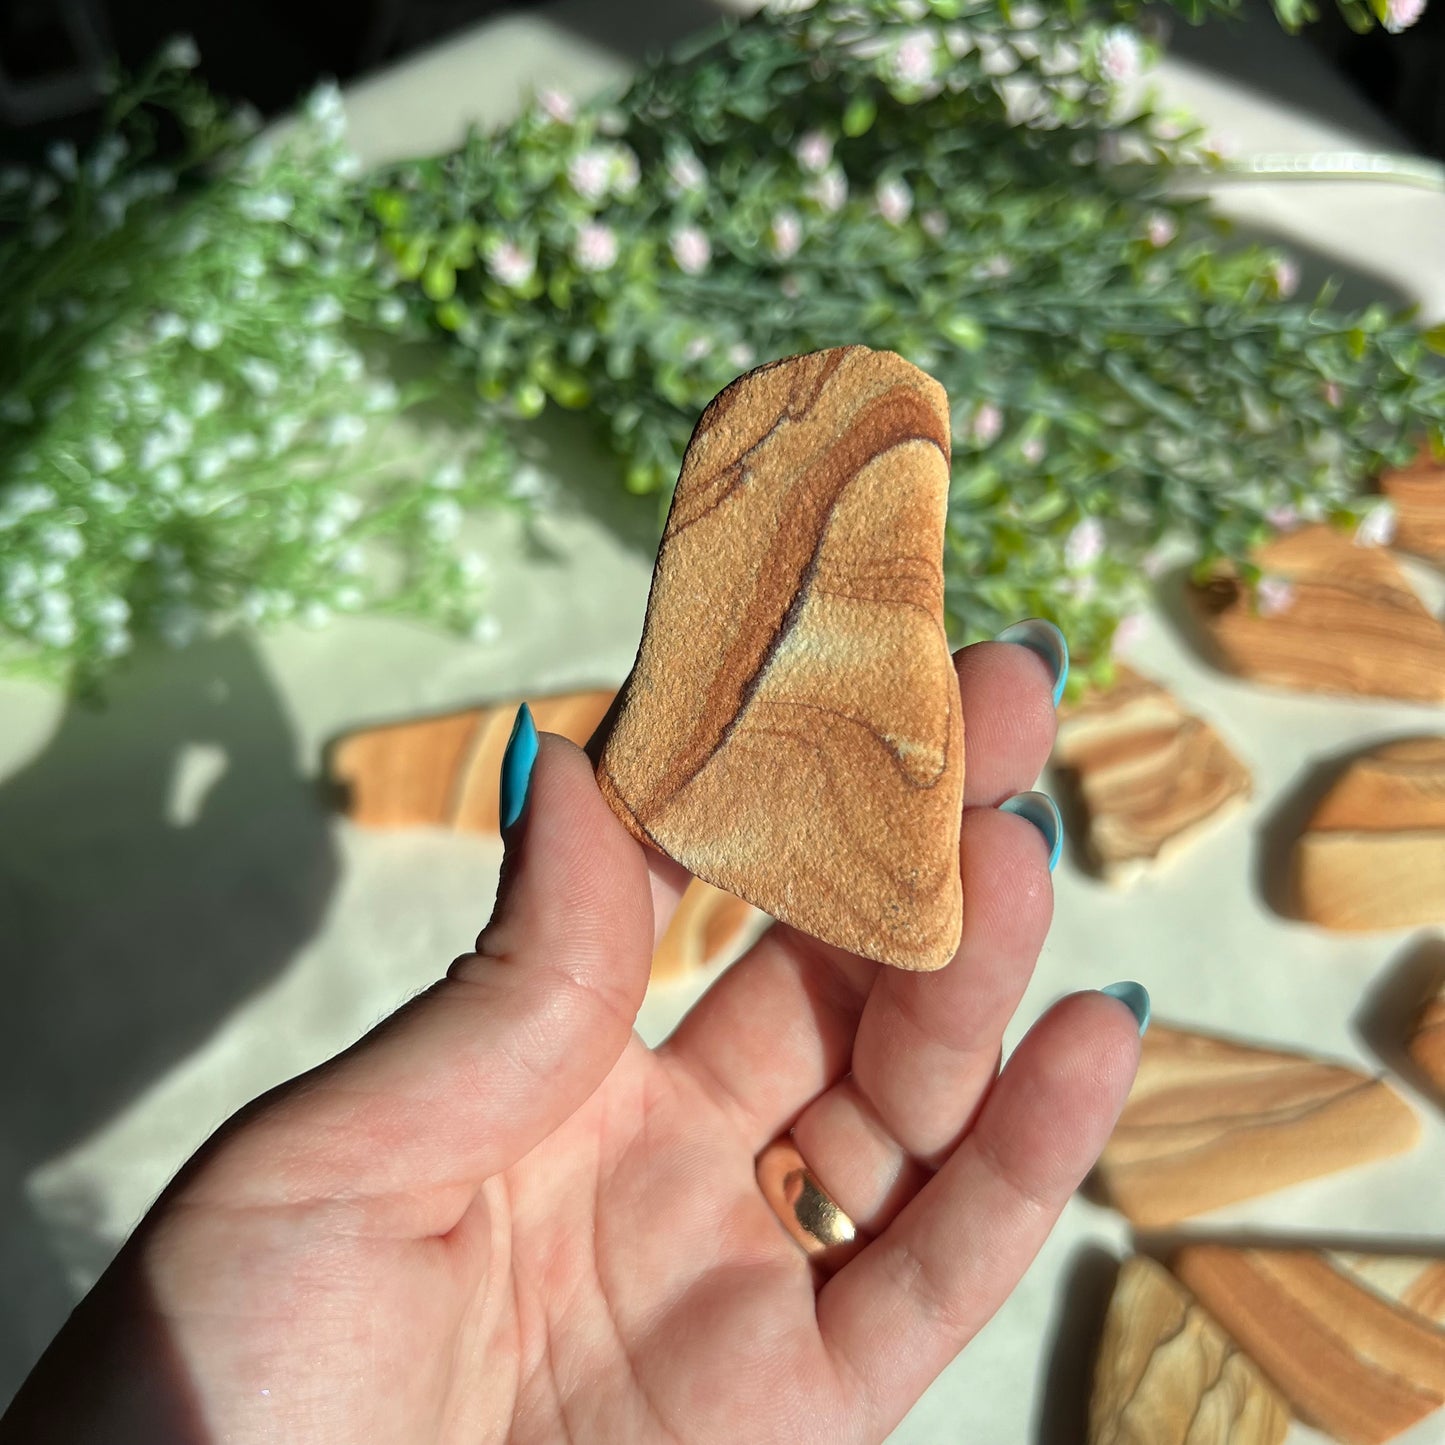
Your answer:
(0, 46), (516, 686)
(372, 0), (1444, 662)
(1, 0), (1441, 685)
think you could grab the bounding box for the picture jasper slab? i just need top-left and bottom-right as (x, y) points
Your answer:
(1088, 1255), (1287, 1445)
(1176, 1246), (1445, 1445)
(1095, 1024), (1419, 1227)
(597, 346), (964, 971)
(1380, 443), (1445, 562)
(1189, 524), (1445, 702)
(1055, 666), (1251, 885)
(1294, 737), (1445, 932)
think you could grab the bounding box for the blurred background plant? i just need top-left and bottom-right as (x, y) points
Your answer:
(0, 44), (517, 689)
(2, 0), (1442, 686)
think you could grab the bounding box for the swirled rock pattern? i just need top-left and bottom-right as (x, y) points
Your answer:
(597, 346), (965, 970)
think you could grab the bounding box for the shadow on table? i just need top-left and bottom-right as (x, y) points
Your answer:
(1034, 1244), (1119, 1445)
(0, 634), (337, 1408)
(1355, 934), (1445, 1095)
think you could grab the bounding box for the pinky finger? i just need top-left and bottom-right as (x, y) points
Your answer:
(816, 989), (1143, 1438)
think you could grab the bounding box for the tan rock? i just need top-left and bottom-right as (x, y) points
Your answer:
(1407, 976), (1445, 1103)
(1189, 524), (1445, 702)
(1055, 667), (1251, 885)
(328, 689), (756, 985)
(1095, 1025), (1419, 1227)
(597, 347), (964, 971)
(1380, 443), (1445, 562)
(650, 879), (763, 986)
(329, 690), (615, 831)
(1176, 1245), (1445, 1445)
(1294, 737), (1445, 931)
(1088, 1255), (1287, 1445)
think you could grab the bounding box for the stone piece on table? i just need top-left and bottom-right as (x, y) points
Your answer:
(597, 346), (965, 971)
(1175, 1245), (1445, 1445)
(1188, 524), (1445, 702)
(1293, 737), (1445, 932)
(329, 689), (615, 832)
(1088, 1254), (1288, 1445)
(1054, 666), (1251, 885)
(1094, 1024), (1419, 1227)
(1380, 443), (1445, 563)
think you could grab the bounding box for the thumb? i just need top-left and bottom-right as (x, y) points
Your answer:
(198, 710), (656, 1211)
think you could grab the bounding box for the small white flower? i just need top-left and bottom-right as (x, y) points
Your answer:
(194, 449), (228, 481)
(47, 140), (78, 180)
(122, 536), (155, 560)
(335, 586), (365, 611)
(769, 210), (803, 260)
(667, 149), (706, 194)
(268, 415), (305, 452)
(225, 433), (259, 461)
(1112, 613), (1146, 653)
(470, 615), (502, 644)
(88, 480), (127, 510)
(1269, 257), (1300, 298)
(34, 613), (78, 648)
(280, 237), (308, 267)
(780, 274), (802, 300)
(967, 402), (1003, 446)
(1097, 26), (1142, 86)
(376, 296), (406, 326)
(3, 483), (57, 520)
(767, 0), (819, 13)
(153, 311), (186, 343)
(240, 588), (270, 624)
(890, 31), (937, 87)
(301, 601), (332, 629)
(336, 544), (366, 575)
(977, 253), (1012, 281)
(303, 335), (337, 372)
(91, 595), (131, 627)
(30, 175), (60, 210)
(457, 551), (490, 584)
(3, 559), (39, 598)
(335, 348), (364, 383)
(1384, 0), (1427, 32)
(240, 358), (280, 396)
(88, 134), (127, 188)
(304, 80), (346, 142)
(573, 222), (619, 273)
(568, 147), (613, 203)
(1065, 516), (1106, 569)
(189, 319), (223, 351)
(1020, 435), (1046, 466)
(794, 130), (833, 174)
(431, 460), (464, 491)
(682, 336), (712, 363)
(875, 177), (913, 226)
(191, 379), (225, 416)
(37, 561), (66, 588)
(98, 625), (132, 658)
(610, 145), (640, 197)
(670, 225), (712, 275)
(1265, 503), (1300, 531)
(364, 378), (400, 412)
(240, 191), (293, 222)
(1355, 502), (1397, 548)
(154, 462), (184, 494)
(162, 34), (201, 70)
(538, 87), (576, 124)
(1322, 380), (1344, 408)
(1257, 577), (1296, 617)
(1145, 212), (1177, 248)
(88, 436), (125, 473)
(727, 342), (755, 371)
(423, 496), (464, 539)
(920, 209), (948, 240)
(305, 295), (344, 327)
(807, 168), (848, 215)
(486, 239), (536, 288)
(325, 414), (366, 447)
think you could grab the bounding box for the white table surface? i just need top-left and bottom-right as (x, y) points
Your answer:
(3, 4), (1444, 1439)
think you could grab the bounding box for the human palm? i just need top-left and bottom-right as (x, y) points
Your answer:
(3, 641), (1141, 1445)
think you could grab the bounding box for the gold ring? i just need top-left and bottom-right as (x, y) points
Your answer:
(756, 1140), (860, 1270)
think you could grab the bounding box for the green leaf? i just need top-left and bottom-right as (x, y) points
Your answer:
(1423, 323), (1445, 357)
(842, 94), (877, 138)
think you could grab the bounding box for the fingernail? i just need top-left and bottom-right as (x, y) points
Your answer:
(999, 790), (1063, 872)
(994, 619), (1069, 706)
(499, 703), (539, 831)
(1100, 980), (1151, 1036)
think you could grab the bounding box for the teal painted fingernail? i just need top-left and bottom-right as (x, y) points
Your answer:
(1101, 980), (1151, 1036)
(499, 703), (538, 831)
(994, 618), (1069, 706)
(999, 790), (1063, 872)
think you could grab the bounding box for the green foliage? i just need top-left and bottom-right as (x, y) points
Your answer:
(373, 0), (1444, 663)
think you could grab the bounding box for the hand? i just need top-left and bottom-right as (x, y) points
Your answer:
(2, 640), (1143, 1445)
